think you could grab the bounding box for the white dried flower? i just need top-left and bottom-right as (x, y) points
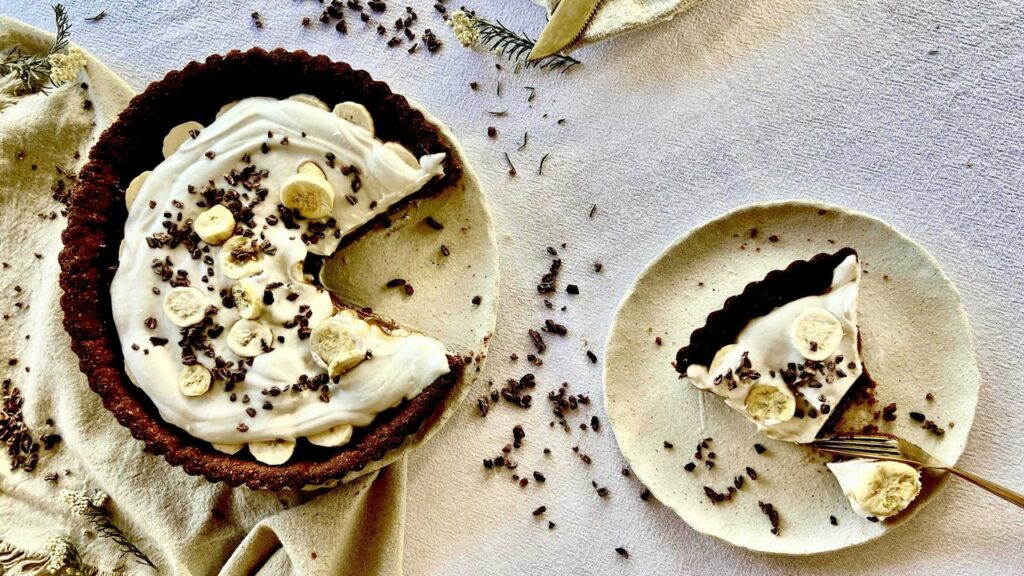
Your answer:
(60, 488), (92, 517)
(47, 46), (86, 85)
(90, 489), (108, 508)
(44, 532), (83, 575)
(448, 11), (479, 48)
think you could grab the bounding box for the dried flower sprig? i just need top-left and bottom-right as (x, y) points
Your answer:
(448, 11), (581, 72)
(0, 4), (83, 96)
(60, 489), (158, 571)
(44, 532), (85, 576)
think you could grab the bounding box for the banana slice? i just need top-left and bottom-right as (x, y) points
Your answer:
(226, 319), (273, 357)
(193, 204), (236, 245)
(709, 344), (737, 375)
(220, 235), (264, 279)
(744, 384), (796, 422)
(162, 120), (204, 158)
(333, 101), (374, 135)
(216, 100), (238, 118)
(384, 142), (419, 169)
(163, 286), (209, 327)
(307, 424), (353, 447)
(125, 171), (150, 209)
(791, 308), (844, 361)
(178, 364), (212, 397)
(288, 93), (330, 111)
(231, 279), (263, 320)
(851, 461), (921, 517)
(310, 317), (367, 378)
(248, 439), (296, 465)
(212, 442), (243, 455)
(280, 162), (334, 219)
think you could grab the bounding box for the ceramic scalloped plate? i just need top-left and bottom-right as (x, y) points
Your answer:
(604, 200), (979, 554)
(315, 101), (499, 486)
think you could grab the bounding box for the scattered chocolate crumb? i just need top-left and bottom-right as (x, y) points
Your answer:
(532, 505), (546, 516)
(926, 392), (934, 401)
(758, 501), (781, 535)
(424, 216), (444, 230)
(746, 467), (758, 480)
(586, 351), (597, 363)
(754, 443), (766, 454)
(640, 488), (651, 501)
(830, 515), (838, 526)
(663, 441), (674, 449)
(684, 462), (696, 472)
(614, 547), (629, 559)
(472, 295), (481, 306)
(882, 402), (898, 421)
(909, 411), (926, 422)
(566, 284), (580, 295)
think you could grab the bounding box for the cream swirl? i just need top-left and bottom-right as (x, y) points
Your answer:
(111, 97), (451, 448)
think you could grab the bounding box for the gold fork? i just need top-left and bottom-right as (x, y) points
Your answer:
(812, 435), (1024, 508)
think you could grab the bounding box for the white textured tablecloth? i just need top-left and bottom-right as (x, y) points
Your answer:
(2, 0), (1022, 574)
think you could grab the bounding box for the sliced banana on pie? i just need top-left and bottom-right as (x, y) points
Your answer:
(231, 279), (263, 320)
(193, 204), (236, 245)
(162, 121), (204, 158)
(248, 439), (296, 466)
(308, 424), (354, 448)
(744, 384), (796, 422)
(124, 171), (150, 209)
(212, 443), (243, 455)
(310, 314), (367, 378)
(384, 142), (419, 169)
(178, 364), (212, 397)
(226, 319), (273, 357)
(333, 101), (374, 135)
(163, 286), (209, 327)
(288, 93), (330, 111)
(791, 308), (844, 361)
(220, 235), (264, 279)
(280, 161), (334, 219)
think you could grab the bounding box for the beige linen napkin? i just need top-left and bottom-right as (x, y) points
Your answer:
(0, 17), (403, 576)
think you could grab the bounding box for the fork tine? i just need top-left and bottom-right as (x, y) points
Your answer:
(816, 447), (903, 461)
(832, 435), (898, 444)
(814, 444), (901, 457)
(814, 439), (899, 449)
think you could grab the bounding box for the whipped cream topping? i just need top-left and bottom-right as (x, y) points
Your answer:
(111, 97), (451, 447)
(827, 459), (921, 519)
(686, 254), (863, 443)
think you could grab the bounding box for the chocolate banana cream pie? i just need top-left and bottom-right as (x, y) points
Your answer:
(675, 248), (922, 519)
(59, 49), (468, 490)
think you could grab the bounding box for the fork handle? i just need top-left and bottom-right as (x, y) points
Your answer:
(943, 467), (1024, 509)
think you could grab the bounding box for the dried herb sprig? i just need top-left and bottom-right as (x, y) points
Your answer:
(449, 10), (580, 72)
(61, 489), (158, 570)
(0, 4), (77, 95)
(474, 17), (580, 71)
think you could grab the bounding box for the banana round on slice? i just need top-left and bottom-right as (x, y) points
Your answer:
(709, 344), (737, 375)
(178, 364), (212, 397)
(162, 120), (204, 158)
(212, 442), (243, 455)
(248, 439), (296, 465)
(384, 142), (419, 169)
(216, 100), (238, 118)
(125, 171), (150, 209)
(288, 93), (330, 111)
(333, 101), (374, 135)
(220, 235), (264, 279)
(310, 317), (367, 378)
(307, 424), (353, 447)
(853, 461), (921, 517)
(231, 279), (263, 320)
(226, 319), (273, 357)
(193, 204), (236, 245)
(280, 162), (334, 219)
(744, 384), (796, 422)
(791, 308), (844, 361)
(163, 286), (209, 327)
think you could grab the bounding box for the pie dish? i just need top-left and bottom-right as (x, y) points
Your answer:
(59, 48), (487, 490)
(604, 200), (979, 553)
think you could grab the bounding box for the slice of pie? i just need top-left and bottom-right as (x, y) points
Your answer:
(60, 49), (467, 490)
(676, 248), (864, 443)
(676, 248), (924, 520)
